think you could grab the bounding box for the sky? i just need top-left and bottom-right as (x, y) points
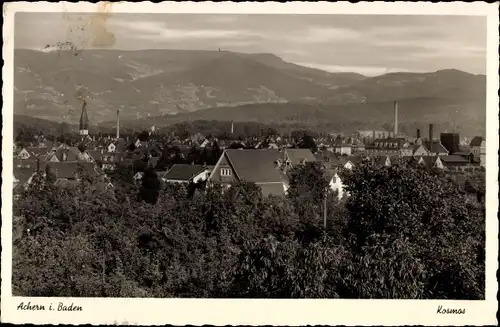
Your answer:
(15, 13), (486, 76)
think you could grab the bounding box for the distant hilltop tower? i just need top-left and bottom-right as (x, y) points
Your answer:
(79, 101), (89, 136)
(116, 109), (120, 139)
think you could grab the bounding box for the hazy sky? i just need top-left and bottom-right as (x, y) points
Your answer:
(15, 13), (486, 76)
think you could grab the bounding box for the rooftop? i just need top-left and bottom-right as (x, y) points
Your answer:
(225, 149), (283, 183)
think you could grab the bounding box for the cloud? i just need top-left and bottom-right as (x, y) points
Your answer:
(14, 13), (487, 75)
(293, 27), (361, 43)
(296, 62), (427, 76)
(112, 19), (258, 41)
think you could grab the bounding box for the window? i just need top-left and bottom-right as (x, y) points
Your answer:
(221, 168), (232, 177)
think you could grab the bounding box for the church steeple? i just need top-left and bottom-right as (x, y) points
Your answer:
(79, 101), (89, 136)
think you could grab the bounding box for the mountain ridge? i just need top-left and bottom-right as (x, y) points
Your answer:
(14, 48), (370, 121)
(14, 48), (485, 138)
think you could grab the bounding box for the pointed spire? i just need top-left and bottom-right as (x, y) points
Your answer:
(79, 101), (89, 136)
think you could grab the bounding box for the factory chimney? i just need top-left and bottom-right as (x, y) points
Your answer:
(116, 109), (120, 139)
(393, 101), (399, 136)
(416, 128), (421, 139)
(428, 124), (434, 144)
(231, 120), (234, 134)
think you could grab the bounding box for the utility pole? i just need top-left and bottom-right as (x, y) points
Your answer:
(323, 190), (327, 229)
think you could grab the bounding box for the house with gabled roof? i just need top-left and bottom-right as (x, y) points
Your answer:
(283, 148), (316, 168)
(325, 167), (347, 201)
(324, 155), (368, 200)
(208, 149), (287, 196)
(25, 147), (49, 158)
(162, 164), (213, 184)
(330, 137), (353, 155)
(17, 147), (33, 160)
(199, 138), (211, 148)
(46, 162), (104, 181)
(45, 148), (78, 163)
(424, 141), (449, 156)
(439, 155), (477, 171)
(469, 136), (484, 159)
(372, 155), (393, 167)
(107, 142), (117, 153)
(412, 144), (429, 157)
(13, 168), (37, 196)
(415, 156), (444, 169)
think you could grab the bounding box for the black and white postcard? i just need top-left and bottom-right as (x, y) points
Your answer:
(1, 2), (498, 325)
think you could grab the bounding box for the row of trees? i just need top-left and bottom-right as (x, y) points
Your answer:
(12, 161), (485, 299)
(15, 120), (324, 148)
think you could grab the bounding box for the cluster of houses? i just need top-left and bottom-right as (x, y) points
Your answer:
(13, 131), (485, 201)
(13, 103), (486, 200)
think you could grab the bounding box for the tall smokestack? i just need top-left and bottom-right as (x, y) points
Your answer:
(429, 124), (434, 144)
(116, 109), (120, 139)
(231, 120), (234, 134)
(417, 129), (421, 139)
(393, 101), (399, 136)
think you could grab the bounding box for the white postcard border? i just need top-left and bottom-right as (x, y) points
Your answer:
(2, 2), (498, 326)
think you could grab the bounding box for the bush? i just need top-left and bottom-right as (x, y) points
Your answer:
(12, 161), (485, 299)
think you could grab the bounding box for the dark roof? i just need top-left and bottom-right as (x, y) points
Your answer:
(258, 182), (286, 197)
(454, 151), (473, 156)
(225, 149), (283, 183)
(439, 155), (469, 164)
(325, 167), (340, 180)
(47, 162), (101, 179)
(439, 155), (469, 162)
(87, 150), (102, 161)
(346, 156), (366, 165)
(13, 168), (36, 191)
(372, 156), (391, 166)
(425, 141), (449, 154)
(14, 158), (41, 169)
(329, 156), (348, 167)
(47, 148), (78, 162)
(469, 136), (484, 147)
(416, 156), (438, 168)
(412, 144), (428, 152)
(116, 138), (128, 153)
(164, 164), (208, 181)
(149, 156), (160, 168)
(26, 147), (49, 156)
(285, 148), (317, 166)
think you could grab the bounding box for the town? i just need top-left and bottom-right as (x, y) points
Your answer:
(12, 98), (486, 300)
(13, 100), (486, 200)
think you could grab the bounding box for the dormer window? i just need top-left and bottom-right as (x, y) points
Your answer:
(221, 168), (232, 177)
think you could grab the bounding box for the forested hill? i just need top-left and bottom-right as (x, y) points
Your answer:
(15, 48), (485, 135)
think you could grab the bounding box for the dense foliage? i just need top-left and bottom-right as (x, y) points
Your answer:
(12, 162), (485, 299)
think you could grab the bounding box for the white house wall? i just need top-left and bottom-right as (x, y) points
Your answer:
(329, 173), (345, 200)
